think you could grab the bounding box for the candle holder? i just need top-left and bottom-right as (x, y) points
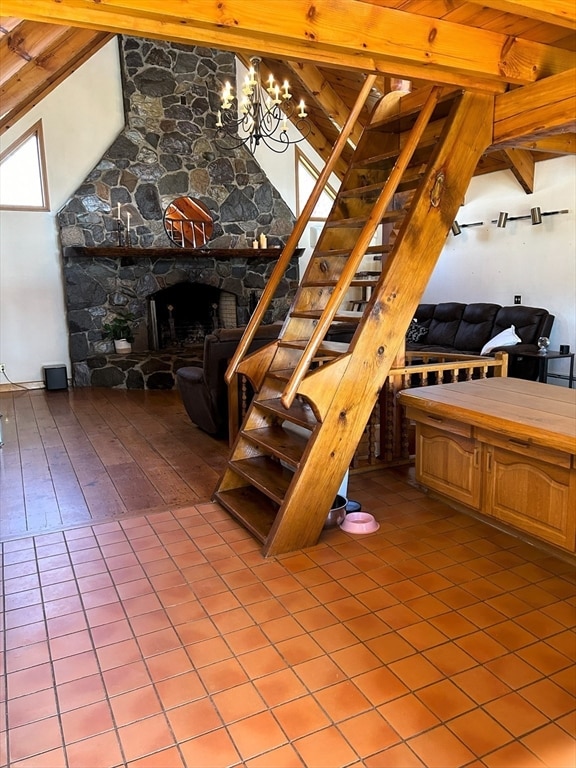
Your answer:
(117, 219), (125, 247)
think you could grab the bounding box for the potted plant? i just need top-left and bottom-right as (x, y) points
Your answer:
(102, 312), (135, 354)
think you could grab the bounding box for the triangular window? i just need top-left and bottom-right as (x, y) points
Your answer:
(0, 120), (50, 210)
(295, 147), (336, 219)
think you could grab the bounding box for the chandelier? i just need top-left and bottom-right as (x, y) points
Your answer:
(215, 57), (311, 154)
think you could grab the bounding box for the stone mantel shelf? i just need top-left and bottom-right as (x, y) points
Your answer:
(66, 247), (304, 259)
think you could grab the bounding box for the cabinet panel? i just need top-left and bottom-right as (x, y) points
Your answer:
(416, 424), (481, 509)
(484, 446), (575, 550)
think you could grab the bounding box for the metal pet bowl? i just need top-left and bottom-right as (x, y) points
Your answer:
(324, 495), (348, 528)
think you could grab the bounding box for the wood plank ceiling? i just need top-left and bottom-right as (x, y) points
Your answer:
(1, 1), (575, 191)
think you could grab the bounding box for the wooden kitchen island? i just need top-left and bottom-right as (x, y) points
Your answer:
(398, 378), (576, 553)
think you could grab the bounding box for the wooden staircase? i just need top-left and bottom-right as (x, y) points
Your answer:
(214, 83), (494, 556)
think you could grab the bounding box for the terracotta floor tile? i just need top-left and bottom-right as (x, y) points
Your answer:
(516, 609), (567, 638)
(293, 655), (344, 692)
(61, 700), (115, 743)
(357, 586), (399, 612)
(483, 742), (547, 768)
(211, 681), (266, 722)
(228, 710), (288, 761)
(485, 619), (537, 651)
(389, 654), (443, 690)
(254, 668), (308, 707)
(210, 605), (254, 634)
(53, 649), (100, 685)
(309, 581), (350, 604)
(6, 603), (45, 629)
(547, 629), (576, 659)
(239, 645), (286, 678)
(198, 656), (249, 693)
(353, 666), (409, 706)
(6, 641), (50, 673)
(65, 731), (123, 768)
(8, 687), (58, 728)
(521, 723), (576, 768)
(398, 621), (447, 652)
(366, 633), (415, 664)
(245, 743), (305, 768)
(274, 695), (331, 740)
(137, 627), (181, 657)
(103, 659), (152, 696)
(110, 685), (162, 726)
(456, 630), (507, 663)
(447, 708), (513, 756)
(154, 670), (206, 709)
(556, 712), (576, 737)
(8, 663), (54, 699)
(219, 624), (270, 656)
(294, 605), (338, 632)
(378, 693), (440, 739)
(5, 621), (47, 651)
(97, 638), (142, 671)
(314, 680), (371, 722)
(517, 640), (573, 675)
(377, 603), (421, 630)
(276, 634), (323, 665)
(364, 742), (425, 768)
(452, 666), (511, 705)
(5, 587), (42, 610)
(119, 713), (175, 762)
(429, 611), (477, 639)
(146, 647), (194, 681)
(310, 624), (358, 653)
(128, 745), (185, 768)
(56, 674), (107, 712)
(484, 692), (549, 737)
(408, 724), (476, 768)
(245, 597), (289, 624)
(552, 666), (576, 696)
(129, 609), (172, 637)
(520, 678), (576, 719)
(416, 679), (476, 721)
(179, 730), (241, 768)
(91, 617), (134, 648)
(173, 616), (221, 646)
(10, 747), (67, 768)
(293, 725), (357, 768)
(340, 708), (401, 757)
(327, 595), (370, 622)
(185, 636), (232, 667)
(261, 615), (306, 643)
(485, 653), (543, 690)
(9, 716), (62, 763)
(436, 585), (481, 610)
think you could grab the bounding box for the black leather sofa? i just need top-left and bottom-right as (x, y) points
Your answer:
(407, 302), (554, 380)
(176, 323), (282, 435)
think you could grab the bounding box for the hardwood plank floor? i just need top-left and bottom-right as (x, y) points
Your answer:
(0, 388), (229, 540)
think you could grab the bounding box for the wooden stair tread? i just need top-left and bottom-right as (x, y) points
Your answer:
(325, 210), (404, 228)
(242, 424), (307, 466)
(339, 182), (385, 198)
(291, 309), (363, 322)
(312, 244), (391, 258)
(214, 486), (277, 543)
(279, 339), (349, 356)
(258, 397), (319, 429)
(231, 456), (293, 504)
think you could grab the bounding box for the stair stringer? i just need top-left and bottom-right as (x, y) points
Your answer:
(261, 90), (495, 557)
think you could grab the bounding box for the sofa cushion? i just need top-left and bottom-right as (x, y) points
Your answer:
(425, 302), (466, 347)
(406, 321), (429, 344)
(453, 303), (500, 353)
(492, 306), (552, 344)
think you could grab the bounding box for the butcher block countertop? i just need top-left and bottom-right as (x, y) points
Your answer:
(398, 377), (576, 456)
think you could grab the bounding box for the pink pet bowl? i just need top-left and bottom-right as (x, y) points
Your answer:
(339, 512), (380, 534)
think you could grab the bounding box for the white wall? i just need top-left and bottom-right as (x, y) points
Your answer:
(423, 157), (576, 380)
(0, 40), (124, 385)
(1, 48), (574, 387)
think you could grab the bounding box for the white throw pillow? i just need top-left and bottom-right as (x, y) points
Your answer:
(481, 325), (521, 355)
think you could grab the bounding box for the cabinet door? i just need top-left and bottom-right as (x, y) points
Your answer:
(415, 424), (481, 509)
(484, 446), (576, 551)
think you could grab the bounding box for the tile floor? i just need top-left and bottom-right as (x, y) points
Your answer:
(1, 470), (575, 767)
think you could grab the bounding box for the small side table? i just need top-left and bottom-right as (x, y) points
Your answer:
(509, 350), (574, 388)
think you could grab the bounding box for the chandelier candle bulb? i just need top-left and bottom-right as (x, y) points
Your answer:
(282, 80), (290, 97)
(298, 100), (307, 118)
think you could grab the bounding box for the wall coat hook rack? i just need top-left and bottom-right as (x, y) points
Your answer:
(451, 220), (483, 235)
(493, 207), (569, 228)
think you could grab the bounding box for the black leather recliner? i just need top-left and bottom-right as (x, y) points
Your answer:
(176, 324), (282, 435)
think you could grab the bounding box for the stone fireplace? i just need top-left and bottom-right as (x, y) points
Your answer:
(57, 36), (299, 388)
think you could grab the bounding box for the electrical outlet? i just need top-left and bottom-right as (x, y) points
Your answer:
(0, 364), (5, 373)
(514, 295), (522, 305)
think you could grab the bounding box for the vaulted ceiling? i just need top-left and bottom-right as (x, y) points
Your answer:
(1, 1), (575, 192)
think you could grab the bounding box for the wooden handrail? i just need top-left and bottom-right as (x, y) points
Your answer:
(281, 85), (442, 409)
(224, 73), (378, 386)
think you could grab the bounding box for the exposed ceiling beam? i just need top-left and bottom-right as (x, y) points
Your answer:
(0, 28), (113, 133)
(515, 134), (576, 154)
(0, 21), (70, 82)
(503, 148), (535, 193)
(476, 0), (576, 31)
(493, 69), (576, 146)
(284, 61), (365, 148)
(2, 0), (575, 93)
